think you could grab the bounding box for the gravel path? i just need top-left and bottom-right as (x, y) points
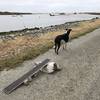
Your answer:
(0, 28), (100, 100)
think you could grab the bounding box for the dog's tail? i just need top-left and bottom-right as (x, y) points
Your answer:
(53, 45), (55, 49)
(53, 42), (56, 49)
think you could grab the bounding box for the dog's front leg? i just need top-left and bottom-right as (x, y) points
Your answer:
(63, 43), (67, 49)
(62, 44), (65, 49)
(65, 43), (67, 49)
(63, 43), (67, 50)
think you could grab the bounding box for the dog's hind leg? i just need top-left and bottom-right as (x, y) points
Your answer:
(56, 43), (60, 55)
(55, 44), (57, 54)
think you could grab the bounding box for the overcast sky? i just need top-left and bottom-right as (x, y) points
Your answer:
(0, 0), (100, 13)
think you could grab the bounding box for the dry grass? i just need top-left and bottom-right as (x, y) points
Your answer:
(0, 19), (100, 71)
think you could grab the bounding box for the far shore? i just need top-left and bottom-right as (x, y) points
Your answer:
(0, 11), (100, 15)
(0, 18), (100, 71)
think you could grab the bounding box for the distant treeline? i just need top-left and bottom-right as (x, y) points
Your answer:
(82, 12), (100, 15)
(0, 11), (32, 15)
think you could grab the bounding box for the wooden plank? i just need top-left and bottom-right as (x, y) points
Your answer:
(3, 59), (50, 94)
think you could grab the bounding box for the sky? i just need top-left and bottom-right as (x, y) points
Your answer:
(0, 0), (100, 13)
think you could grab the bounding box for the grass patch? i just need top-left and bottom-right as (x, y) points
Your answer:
(71, 27), (99, 39)
(0, 41), (53, 71)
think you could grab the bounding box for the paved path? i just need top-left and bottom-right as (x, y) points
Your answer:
(0, 28), (100, 100)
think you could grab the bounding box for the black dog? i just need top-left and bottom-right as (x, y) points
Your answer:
(54, 29), (72, 54)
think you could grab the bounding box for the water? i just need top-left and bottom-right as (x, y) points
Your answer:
(0, 14), (100, 32)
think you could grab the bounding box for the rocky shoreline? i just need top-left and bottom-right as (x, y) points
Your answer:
(0, 17), (99, 41)
(0, 20), (83, 41)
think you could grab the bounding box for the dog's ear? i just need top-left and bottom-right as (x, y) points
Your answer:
(66, 29), (68, 31)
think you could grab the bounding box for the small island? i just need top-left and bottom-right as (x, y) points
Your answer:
(0, 11), (32, 15)
(79, 12), (100, 15)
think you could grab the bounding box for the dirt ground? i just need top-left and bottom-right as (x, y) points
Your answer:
(0, 28), (100, 100)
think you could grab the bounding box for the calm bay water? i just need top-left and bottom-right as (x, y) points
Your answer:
(0, 14), (100, 32)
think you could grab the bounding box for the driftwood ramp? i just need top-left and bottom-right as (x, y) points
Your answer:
(3, 59), (50, 94)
